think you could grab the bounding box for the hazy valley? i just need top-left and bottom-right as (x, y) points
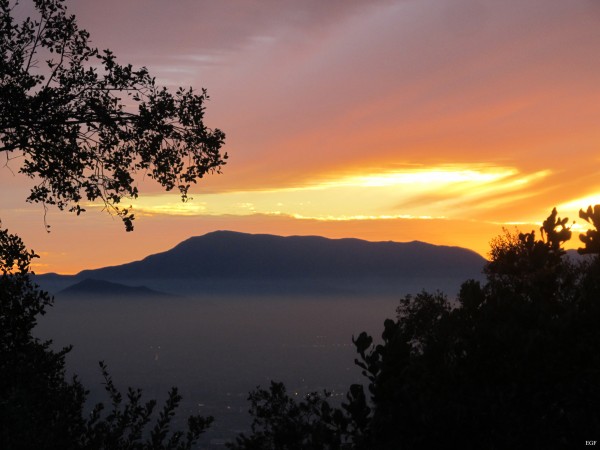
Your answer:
(33, 231), (485, 447)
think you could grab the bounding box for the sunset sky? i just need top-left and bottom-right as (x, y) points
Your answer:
(2, 0), (600, 274)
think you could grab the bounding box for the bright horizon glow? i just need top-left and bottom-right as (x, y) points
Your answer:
(1, 0), (599, 274)
(560, 195), (600, 215)
(114, 165), (549, 222)
(318, 167), (516, 188)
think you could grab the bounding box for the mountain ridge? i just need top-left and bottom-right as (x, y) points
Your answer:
(37, 231), (486, 296)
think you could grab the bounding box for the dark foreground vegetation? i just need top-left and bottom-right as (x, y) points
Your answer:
(228, 206), (600, 450)
(1, 0), (224, 447)
(2, 0), (600, 448)
(0, 228), (213, 450)
(3, 207), (600, 449)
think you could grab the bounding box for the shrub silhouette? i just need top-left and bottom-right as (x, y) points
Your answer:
(230, 207), (600, 449)
(0, 228), (213, 449)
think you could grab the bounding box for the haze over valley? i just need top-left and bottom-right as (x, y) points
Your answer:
(35, 231), (485, 446)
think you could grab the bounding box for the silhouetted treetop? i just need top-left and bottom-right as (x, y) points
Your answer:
(0, 0), (226, 230)
(540, 207), (571, 253)
(578, 205), (600, 255)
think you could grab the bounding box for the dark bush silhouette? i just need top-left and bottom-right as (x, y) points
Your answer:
(0, 228), (86, 449)
(231, 206), (600, 449)
(0, 228), (213, 449)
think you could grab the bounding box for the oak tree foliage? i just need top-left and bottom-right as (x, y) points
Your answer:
(0, 0), (226, 230)
(1, 0), (219, 447)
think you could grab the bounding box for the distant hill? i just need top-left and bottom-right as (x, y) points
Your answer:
(38, 231), (487, 296)
(58, 279), (170, 298)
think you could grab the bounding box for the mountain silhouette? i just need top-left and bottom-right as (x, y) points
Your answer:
(39, 231), (486, 296)
(58, 279), (170, 298)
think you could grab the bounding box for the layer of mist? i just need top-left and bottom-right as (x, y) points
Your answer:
(35, 292), (399, 447)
